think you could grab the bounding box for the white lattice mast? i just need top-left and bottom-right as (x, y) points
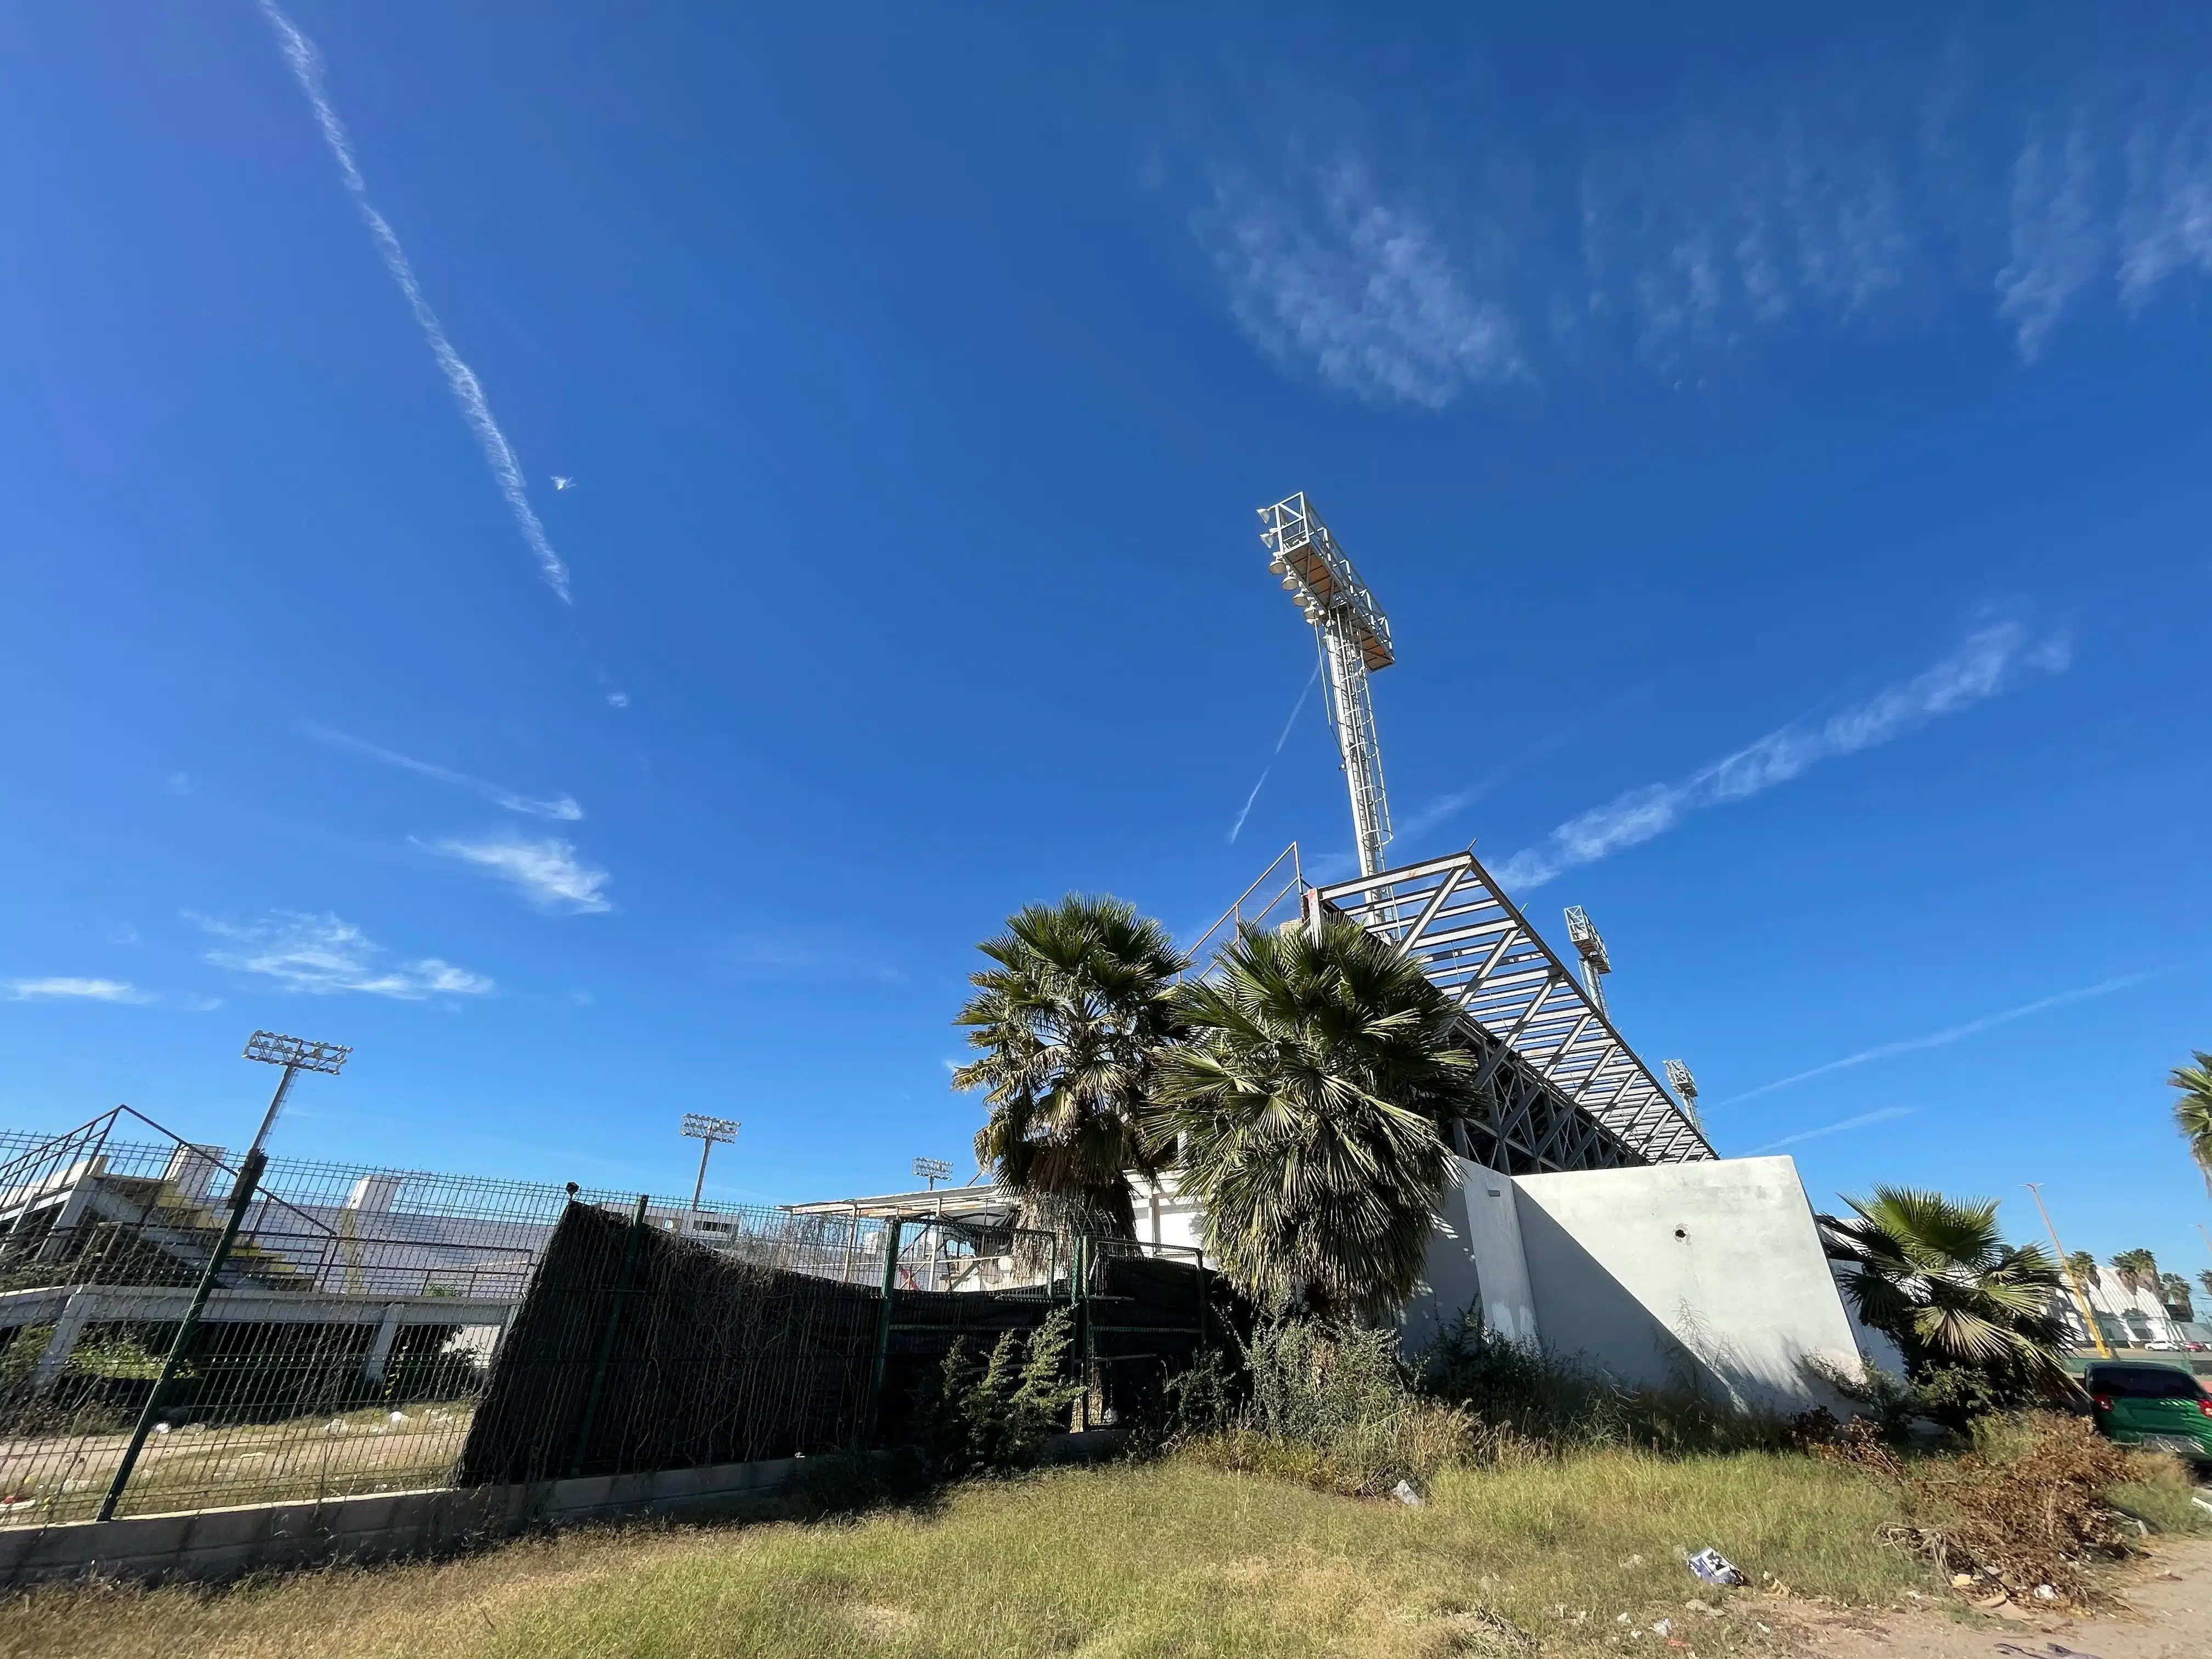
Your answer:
(1563, 906), (1611, 1016)
(1257, 493), (1396, 878)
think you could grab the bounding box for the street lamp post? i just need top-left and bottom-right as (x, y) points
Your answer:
(681, 1114), (741, 1212)
(100, 1031), (351, 1521)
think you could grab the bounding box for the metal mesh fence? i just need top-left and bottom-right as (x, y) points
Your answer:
(0, 1111), (1231, 1526)
(0, 1110), (900, 1525)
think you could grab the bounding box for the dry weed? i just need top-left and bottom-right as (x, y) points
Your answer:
(1879, 1412), (2138, 1606)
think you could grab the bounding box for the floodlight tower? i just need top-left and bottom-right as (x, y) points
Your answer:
(912, 1155), (953, 1191)
(681, 1113), (741, 1211)
(1258, 493), (1396, 879)
(103, 1030), (351, 1522)
(1562, 906), (1612, 1017)
(1663, 1059), (1699, 1128)
(241, 1031), (352, 1159)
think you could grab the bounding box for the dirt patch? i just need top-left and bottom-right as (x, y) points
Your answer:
(1767, 1538), (2212, 1659)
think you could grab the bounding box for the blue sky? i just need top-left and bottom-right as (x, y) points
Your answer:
(3, 4), (2208, 1276)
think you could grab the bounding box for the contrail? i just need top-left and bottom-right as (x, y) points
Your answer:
(308, 726), (582, 820)
(1751, 1106), (1913, 1155)
(1229, 662), (1321, 843)
(1713, 967), (2168, 1110)
(1492, 614), (2072, 889)
(257, 2), (571, 602)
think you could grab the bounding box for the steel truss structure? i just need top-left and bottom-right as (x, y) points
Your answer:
(1259, 493), (1396, 878)
(1314, 852), (1713, 1172)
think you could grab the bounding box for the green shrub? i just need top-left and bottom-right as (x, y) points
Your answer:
(910, 1307), (1083, 1479)
(0, 1323), (54, 1385)
(1206, 1317), (1470, 1496)
(1416, 1313), (1792, 1459)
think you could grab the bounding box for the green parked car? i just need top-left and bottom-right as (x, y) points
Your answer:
(2085, 1362), (2212, 1462)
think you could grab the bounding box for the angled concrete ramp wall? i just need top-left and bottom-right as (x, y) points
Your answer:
(1509, 1155), (1863, 1415)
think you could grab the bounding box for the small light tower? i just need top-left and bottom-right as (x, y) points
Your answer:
(1663, 1059), (1699, 1127)
(1562, 906), (1612, 1017)
(1257, 493), (1396, 879)
(103, 1030), (350, 1522)
(912, 1155), (953, 1191)
(681, 1113), (741, 1211)
(242, 1030), (352, 1159)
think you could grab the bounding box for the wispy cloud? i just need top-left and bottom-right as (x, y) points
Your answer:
(1199, 159), (1524, 407)
(1491, 614), (2072, 890)
(421, 834), (611, 914)
(257, 2), (571, 601)
(1229, 662), (1321, 843)
(190, 911), (492, 999)
(1192, 94), (2212, 404)
(4, 977), (153, 1004)
(1714, 968), (2165, 1110)
(1393, 769), (1516, 848)
(1751, 1106), (1913, 1155)
(311, 727), (581, 820)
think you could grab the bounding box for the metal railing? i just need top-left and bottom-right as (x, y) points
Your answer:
(0, 1111), (899, 1525)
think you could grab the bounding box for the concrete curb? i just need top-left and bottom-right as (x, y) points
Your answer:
(0, 1430), (1126, 1588)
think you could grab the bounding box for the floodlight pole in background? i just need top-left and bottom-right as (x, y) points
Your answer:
(682, 1113), (741, 1212)
(1662, 1059), (1700, 1131)
(2025, 1182), (2111, 1361)
(99, 1031), (351, 1521)
(912, 1156), (952, 1192)
(1563, 907), (1612, 1017)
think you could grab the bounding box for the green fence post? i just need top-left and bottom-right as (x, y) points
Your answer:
(97, 1147), (269, 1522)
(568, 1194), (649, 1479)
(864, 1216), (905, 1446)
(1196, 1254), (1211, 1359)
(1074, 1235), (1092, 1432)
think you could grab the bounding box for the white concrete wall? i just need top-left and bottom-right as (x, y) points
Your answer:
(1511, 1155), (1864, 1415)
(1832, 1264), (1908, 1377)
(1401, 1156), (1538, 1352)
(1130, 1171), (1209, 1260)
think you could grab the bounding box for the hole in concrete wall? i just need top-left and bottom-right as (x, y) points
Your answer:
(1673, 1227), (1689, 1240)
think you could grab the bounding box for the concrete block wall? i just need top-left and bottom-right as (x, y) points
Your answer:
(0, 1430), (1126, 1589)
(1510, 1155), (1866, 1414)
(1402, 1156), (1539, 1352)
(0, 1457), (798, 1589)
(1402, 1153), (1875, 1416)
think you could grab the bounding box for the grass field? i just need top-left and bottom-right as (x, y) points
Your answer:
(2, 1449), (1951, 1659)
(0, 1401), (474, 1526)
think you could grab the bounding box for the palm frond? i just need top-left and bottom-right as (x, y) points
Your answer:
(951, 894), (1185, 1240)
(1148, 915), (1470, 1319)
(1831, 1184), (2068, 1378)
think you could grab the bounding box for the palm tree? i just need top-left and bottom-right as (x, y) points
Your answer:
(2170, 1051), (2212, 1196)
(953, 894), (1185, 1240)
(2111, 1248), (2160, 1298)
(2158, 1273), (2194, 1322)
(2197, 1269), (2212, 1303)
(1820, 1188), (2068, 1380)
(1145, 915), (1474, 1321)
(2065, 1250), (2100, 1291)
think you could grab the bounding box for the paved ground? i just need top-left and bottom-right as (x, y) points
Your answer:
(1767, 1538), (2212, 1659)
